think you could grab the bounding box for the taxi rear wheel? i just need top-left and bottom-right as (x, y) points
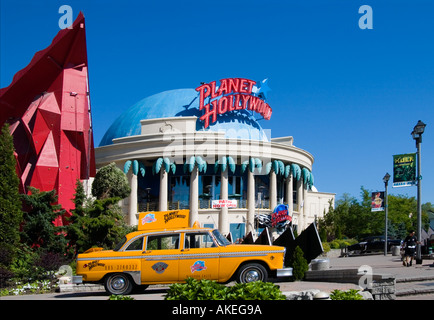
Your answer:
(236, 263), (268, 283)
(104, 273), (134, 295)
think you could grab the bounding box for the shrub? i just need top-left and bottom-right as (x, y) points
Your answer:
(109, 294), (134, 300)
(289, 246), (309, 281)
(228, 281), (286, 300)
(321, 242), (331, 253)
(35, 251), (67, 272)
(329, 240), (340, 249)
(9, 245), (38, 281)
(0, 267), (14, 289)
(165, 278), (228, 300)
(0, 246), (13, 267)
(329, 239), (358, 249)
(330, 289), (363, 300)
(164, 278), (286, 300)
(0, 279), (56, 296)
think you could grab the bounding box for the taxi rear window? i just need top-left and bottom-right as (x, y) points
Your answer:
(146, 234), (180, 250)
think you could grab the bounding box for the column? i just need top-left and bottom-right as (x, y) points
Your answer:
(159, 168), (168, 211)
(296, 178), (304, 231)
(219, 167), (229, 235)
(128, 172), (138, 225)
(270, 170), (277, 210)
(286, 174), (293, 215)
(189, 166), (199, 227)
(303, 183), (308, 228)
(247, 170), (255, 235)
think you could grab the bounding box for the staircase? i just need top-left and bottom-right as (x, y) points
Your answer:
(395, 275), (434, 298)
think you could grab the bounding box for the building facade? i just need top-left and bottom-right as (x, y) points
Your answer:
(96, 82), (335, 239)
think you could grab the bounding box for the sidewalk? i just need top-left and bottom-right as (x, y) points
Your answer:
(325, 254), (434, 281)
(277, 254), (434, 299)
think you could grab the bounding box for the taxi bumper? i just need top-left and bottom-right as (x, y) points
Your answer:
(276, 267), (293, 277)
(72, 276), (83, 284)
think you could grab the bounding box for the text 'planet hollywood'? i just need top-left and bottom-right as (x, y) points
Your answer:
(195, 78), (273, 128)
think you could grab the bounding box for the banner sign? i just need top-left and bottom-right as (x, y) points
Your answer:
(212, 199), (237, 208)
(271, 204), (291, 227)
(195, 78), (272, 129)
(371, 191), (384, 212)
(393, 153), (416, 187)
(138, 210), (189, 230)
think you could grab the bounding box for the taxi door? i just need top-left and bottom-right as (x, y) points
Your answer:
(141, 233), (181, 283)
(178, 231), (220, 281)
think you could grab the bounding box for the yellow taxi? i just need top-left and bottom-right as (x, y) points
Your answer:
(75, 210), (292, 295)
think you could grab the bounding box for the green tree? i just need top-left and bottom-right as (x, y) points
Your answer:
(92, 162), (131, 200)
(289, 246), (308, 281)
(319, 190), (377, 240)
(20, 187), (67, 255)
(67, 178), (134, 253)
(0, 123), (23, 261)
(319, 186), (431, 242)
(65, 179), (88, 258)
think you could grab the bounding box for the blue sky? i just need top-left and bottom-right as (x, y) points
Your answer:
(1, 0), (434, 205)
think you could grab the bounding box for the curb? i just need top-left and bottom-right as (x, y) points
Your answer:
(396, 287), (434, 297)
(57, 283), (105, 293)
(395, 275), (434, 283)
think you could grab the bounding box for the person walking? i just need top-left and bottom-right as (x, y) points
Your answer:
(403, 230), (418, 267)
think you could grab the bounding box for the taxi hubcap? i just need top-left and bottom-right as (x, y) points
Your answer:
(112, 277), (126, 290)
(245, 270), (260, 282)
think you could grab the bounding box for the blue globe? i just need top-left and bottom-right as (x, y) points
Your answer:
(99, 89), (269, 147)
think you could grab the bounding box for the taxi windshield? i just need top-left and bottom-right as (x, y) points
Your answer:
(212, 229), (230, 246)
(113, 236), (127, 251)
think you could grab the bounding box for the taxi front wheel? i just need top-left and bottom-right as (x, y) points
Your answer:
(236, 263), (268, 283)
(104, 273), (134, 295)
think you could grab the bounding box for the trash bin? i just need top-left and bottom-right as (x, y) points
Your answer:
(391, 246), (400, 256)
(310, 259), (330, 270)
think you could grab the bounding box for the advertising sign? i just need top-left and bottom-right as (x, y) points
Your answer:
(138, 209), (189, 230)
(393, 153), (416, 187)
(212, 199), (237, 208)
(195, 78), (272, 128)
(271, 204), (291, 227)
(371, 191), (384, 212)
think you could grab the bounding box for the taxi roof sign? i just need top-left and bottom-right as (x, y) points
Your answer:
(138, 210), (190, 231)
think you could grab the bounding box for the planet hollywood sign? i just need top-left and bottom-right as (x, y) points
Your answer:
(195, 78), (272, 129)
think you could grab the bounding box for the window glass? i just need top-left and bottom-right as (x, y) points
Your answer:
(212, 229), (230, 246)
(125, 237), (144, 251)
(184, 232), (216, 249)
(113, 236), (127, 251)
(146, 234), (180, 250)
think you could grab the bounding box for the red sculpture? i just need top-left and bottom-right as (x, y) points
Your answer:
(0, 12), (96, 226)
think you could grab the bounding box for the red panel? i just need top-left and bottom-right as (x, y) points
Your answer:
(32, 111), (51, 155)
(38, 92), (61, 115)
(36, 131), (59, 168)
(31, 165), (59, 195)
(21, 97), (40, 130)
(9, 121), (33, 170)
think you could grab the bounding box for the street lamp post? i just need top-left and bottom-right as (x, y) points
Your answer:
(411, 120), (426, 264)
(383, 173), (390, 256)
